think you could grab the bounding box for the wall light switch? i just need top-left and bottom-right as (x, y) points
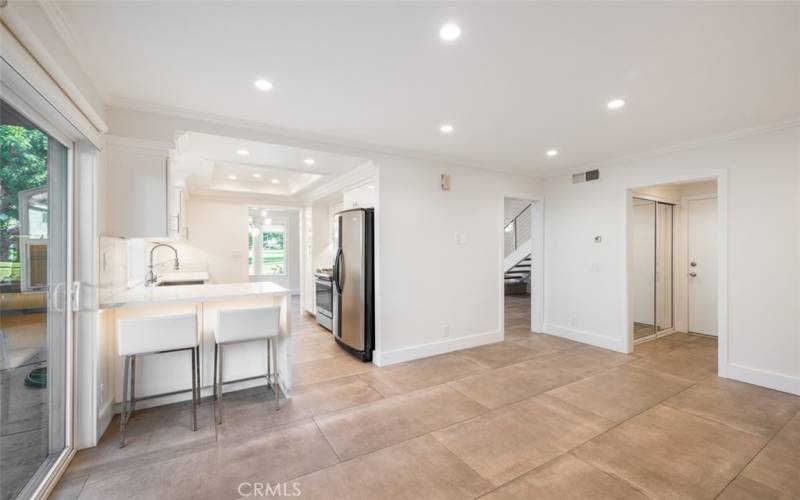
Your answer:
(456, 233), (467, 245)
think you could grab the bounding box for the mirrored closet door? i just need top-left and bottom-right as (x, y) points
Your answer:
(632, 198), (674, 342)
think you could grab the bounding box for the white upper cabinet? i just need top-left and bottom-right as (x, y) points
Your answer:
(342, 183), (376, 209)
(105, 136), (178, 239)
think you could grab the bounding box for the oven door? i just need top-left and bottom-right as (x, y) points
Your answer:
(315, 278), (333, 317)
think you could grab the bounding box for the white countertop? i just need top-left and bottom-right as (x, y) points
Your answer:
(100, 282), (290, 309)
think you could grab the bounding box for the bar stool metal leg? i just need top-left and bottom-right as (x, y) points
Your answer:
(266, 338), (272, 395)
(213, 342), (217, 401)
(130, 356), (136, 417)
(216, 344), (224, 424)
(190, 347), (198, 431)
(195, 347), (201, 404)
(271, 339), (279, 411)
(120, 355), (130, 448)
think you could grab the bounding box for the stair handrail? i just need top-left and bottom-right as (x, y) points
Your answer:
(504, 203), (532, 251)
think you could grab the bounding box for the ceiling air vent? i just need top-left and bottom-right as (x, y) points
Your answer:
(572, 169), (600, 184)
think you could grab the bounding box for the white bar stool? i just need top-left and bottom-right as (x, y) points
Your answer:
(117, 313), (199, 447)
(213, 306), (281, 424)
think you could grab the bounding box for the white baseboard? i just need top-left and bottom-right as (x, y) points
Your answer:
(542, 323), (628, 353)
(721, 362), (800, 396)
(373, 330), (503, 367)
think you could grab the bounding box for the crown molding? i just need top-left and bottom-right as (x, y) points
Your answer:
(187, 190), (304, 209)
(301, 161), (376, 203)
(540, 117), (800, 179)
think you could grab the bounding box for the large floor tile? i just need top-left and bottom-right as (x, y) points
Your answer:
(77, 422), (338, 500)
(210, 421), (340, 497)
(633, 332), (703, 357)
(291, 435), (492, 500)
(434, 394), (613, 486)
(575, 405), (766, 499)
(291, 333), (348, 364)
(315, 385), (486, 460)
(292, 355), (374, 387)
(628, 348), (716, 381)
(49, 474), (88, 500)
(357, 354), (484, 397)
(664, 377), (800, 438)
(448, 359), (579, 409)
(507, 332), (582, 356)
(717, 476), (793, 500)
(481, 454), (647, 500)
(548, 365), (693, 423)
(454, 341), (540, 369)
(215, 376), (382, 440)
(532, 345), (637, 378)
(67, 401), (217, 477)
(740, 412), (800, 498)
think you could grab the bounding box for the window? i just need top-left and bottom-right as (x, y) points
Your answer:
(248, 219), (286, 276)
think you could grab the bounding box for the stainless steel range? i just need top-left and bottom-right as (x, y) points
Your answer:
(314, 268), (334, 331)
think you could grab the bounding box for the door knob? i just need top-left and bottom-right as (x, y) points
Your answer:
(689, 272), (697, 277)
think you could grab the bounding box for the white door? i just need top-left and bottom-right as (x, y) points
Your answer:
(687, 197), (718, 336)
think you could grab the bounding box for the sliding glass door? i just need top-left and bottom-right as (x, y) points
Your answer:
(632, 197), (674, 342)
(0, 99), (70, 499)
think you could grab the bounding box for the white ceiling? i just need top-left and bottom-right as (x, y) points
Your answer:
(58, 2), (800, 174)
(174, 131), (368, 197)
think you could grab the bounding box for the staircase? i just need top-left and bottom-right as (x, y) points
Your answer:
(505, 253), (532, 284)
(504, 203), (533, 292)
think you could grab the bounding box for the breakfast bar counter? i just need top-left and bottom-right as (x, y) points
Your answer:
(95, 282), (292, 443)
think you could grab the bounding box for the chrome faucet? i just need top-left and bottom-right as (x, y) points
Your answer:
(146, 243), (180, 286)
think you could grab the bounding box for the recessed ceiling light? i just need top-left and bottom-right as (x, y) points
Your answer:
(304, 158), (316, 165)
(271, 179), (280, 184)
(253, 79), (273, 92)
(546, 150), (559, 157)
(439, 23), (461, 42)
(440, 123), (454, 134)
(228, 175), (238, 180)
(607, 98), (625, 110)
(252, 173), (262, 178)
(236, 149), (249, 156)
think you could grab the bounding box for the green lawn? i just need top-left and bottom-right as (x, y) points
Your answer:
(262, 250), (285, 273)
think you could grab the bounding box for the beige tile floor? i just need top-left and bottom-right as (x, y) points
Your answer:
(52, 294), (800, 500)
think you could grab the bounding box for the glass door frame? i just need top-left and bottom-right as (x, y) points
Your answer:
(1, 57), (77, 500)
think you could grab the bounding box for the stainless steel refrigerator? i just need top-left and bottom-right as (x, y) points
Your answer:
(332, 208), (374, 361)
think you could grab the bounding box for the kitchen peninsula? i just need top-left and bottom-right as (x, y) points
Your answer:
(93, 282), (292, 443)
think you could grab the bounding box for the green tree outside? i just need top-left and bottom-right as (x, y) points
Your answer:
(0, 124), (49, 268)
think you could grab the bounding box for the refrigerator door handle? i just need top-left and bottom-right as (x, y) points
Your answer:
(333, 248), (343, 294)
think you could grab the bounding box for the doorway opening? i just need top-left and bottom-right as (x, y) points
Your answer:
(501, 197), (543, 337)
(629, 179), (719, 351)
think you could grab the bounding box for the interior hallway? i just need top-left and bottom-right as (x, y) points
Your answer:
(52, 297), (800, 499)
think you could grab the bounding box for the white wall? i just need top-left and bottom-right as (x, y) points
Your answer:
(158, 198), (250, 284)
(543, 126), (800, 394)
(375, 156), (543, 364)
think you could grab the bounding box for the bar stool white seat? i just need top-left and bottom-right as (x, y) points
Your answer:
(117, 313), (199, 447)
(214, 306), (281, 424)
